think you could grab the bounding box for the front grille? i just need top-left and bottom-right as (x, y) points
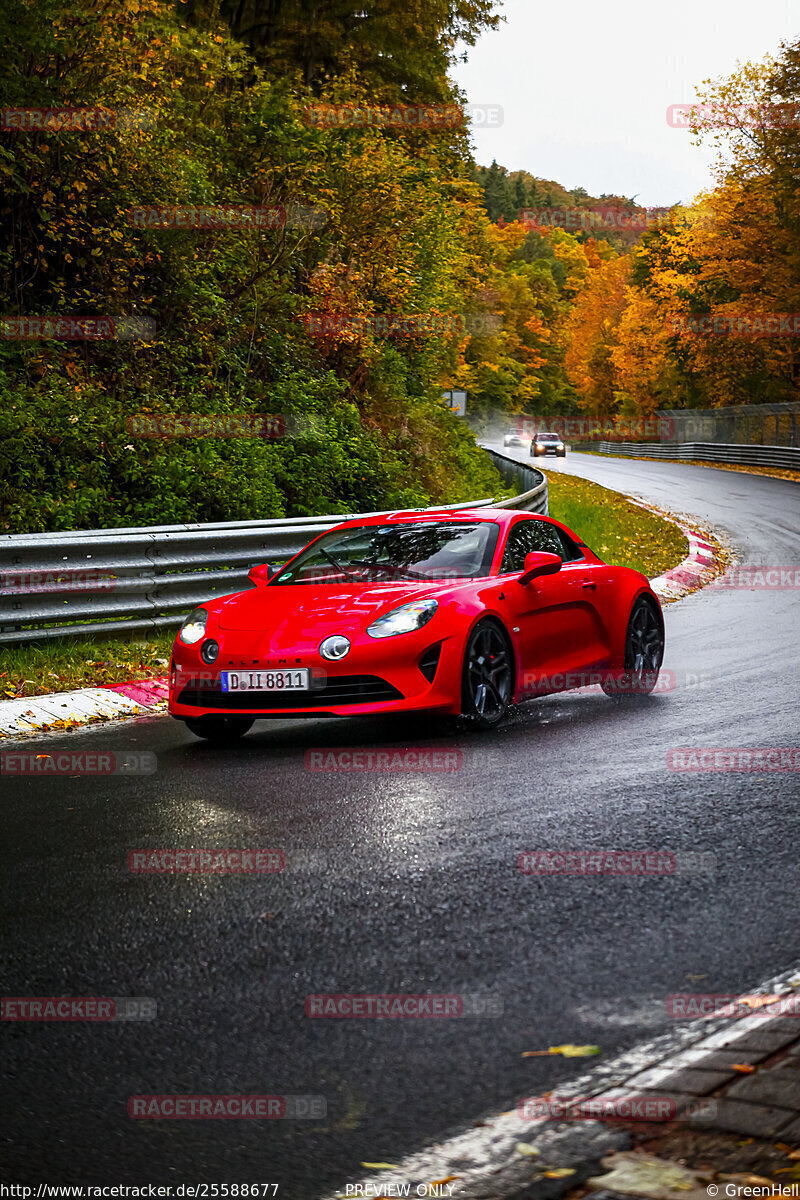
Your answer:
(177, 675), (404, 709)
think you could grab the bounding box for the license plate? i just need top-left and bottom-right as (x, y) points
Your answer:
(220, 669), (310, 692)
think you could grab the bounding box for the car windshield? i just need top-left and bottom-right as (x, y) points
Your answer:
(537, 433), (559, 441)
(272, 521), (500, 585)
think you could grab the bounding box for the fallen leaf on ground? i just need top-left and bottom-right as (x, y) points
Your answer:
(730, 1064), (756, 1073)
(515, 1143), (540, 1157)
(543, 1168), (575, 1179)
(523, 1044), (601, 1058)
(587, 1151), (711, 1199)
(360, 1163), (400, 1170)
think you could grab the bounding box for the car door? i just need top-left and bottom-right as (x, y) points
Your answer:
(549, 524), (615, 670)
(498, 519), (608, 694)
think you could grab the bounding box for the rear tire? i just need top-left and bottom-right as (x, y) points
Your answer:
(602, 597), (664, 697)
(461, 620), (514, 729)
(184, 716), (255, 743)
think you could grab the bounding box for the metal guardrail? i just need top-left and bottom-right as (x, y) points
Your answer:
(658, 402), (800, 448)
(592, 441), (800, 470)
(0, 454), (547, 644)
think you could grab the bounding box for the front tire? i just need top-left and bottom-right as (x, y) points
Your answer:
(184, 716), (255, 743)
(461, 620), (514, 728)
(602, 597), (664, 697)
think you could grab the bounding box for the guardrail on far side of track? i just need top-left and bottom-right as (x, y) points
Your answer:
(590, 441), (800, 471)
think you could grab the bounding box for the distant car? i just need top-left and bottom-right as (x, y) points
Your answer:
(503, 431), (528, 448)
(531, 432), (566, 457)
(168, 508), (665, 742)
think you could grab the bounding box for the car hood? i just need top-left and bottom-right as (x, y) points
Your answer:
(215, 580), (444, 633)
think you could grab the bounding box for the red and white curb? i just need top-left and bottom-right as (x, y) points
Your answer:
(0, 676), (168, 739)
(631, 500), (728, 603)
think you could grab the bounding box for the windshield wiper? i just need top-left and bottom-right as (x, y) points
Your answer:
(351, 560), (431, 581)
(319, 547), (358, 580)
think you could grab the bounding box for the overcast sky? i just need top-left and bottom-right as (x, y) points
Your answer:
(451, 0), (798, 207)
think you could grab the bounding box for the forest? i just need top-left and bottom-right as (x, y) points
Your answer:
(1, 0), (797, 532)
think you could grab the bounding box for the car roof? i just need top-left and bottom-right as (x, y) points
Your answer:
(331, 507), (555, 532)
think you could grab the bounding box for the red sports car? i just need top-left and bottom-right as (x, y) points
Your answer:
(169, 508), (665, 742)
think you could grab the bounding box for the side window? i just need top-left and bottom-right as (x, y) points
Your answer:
(552, 526), (585, 563)
(500, 524), (532, 572)
(500, 520), (565, 572)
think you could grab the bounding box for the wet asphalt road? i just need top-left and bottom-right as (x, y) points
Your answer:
(2, 452), (799, 1192)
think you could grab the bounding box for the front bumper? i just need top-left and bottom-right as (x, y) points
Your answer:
(168, 631), (463, 720)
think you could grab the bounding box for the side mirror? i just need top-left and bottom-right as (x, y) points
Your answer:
(248, 562), (277, 585)
(519, 551), (562, 586)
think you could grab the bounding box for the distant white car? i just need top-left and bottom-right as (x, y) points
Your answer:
(503, 431), (528, 448)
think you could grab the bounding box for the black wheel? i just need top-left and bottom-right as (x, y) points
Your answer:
(461, 620), (514, 728)
(184, 716), (255, 743)
(602, 598), (664, 697)
(557, 450), (566, 457)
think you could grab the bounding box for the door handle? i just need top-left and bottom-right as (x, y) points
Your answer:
(581, 581), (596, 589)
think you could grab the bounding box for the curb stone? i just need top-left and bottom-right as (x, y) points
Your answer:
(626, 498), (730, 604)
(0, 676), (168, 740)
(318, 965), (800, 1200)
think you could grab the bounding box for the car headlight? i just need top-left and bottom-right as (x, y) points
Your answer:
(178, 607), (208, 645)
(367, 599), (438, 639)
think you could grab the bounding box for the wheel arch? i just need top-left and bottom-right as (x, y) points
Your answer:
(461, 612), (518, 703)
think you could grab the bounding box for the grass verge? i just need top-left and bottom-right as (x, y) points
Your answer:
(546, 470), (687, 578)
(0, 633), (176, 700)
